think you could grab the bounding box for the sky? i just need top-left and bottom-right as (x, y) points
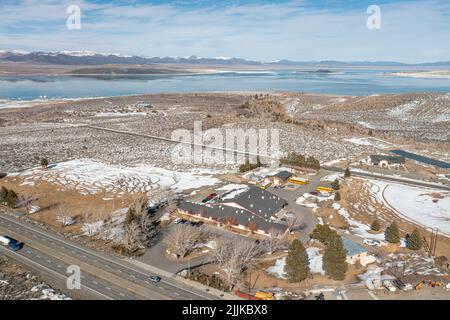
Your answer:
(0, 0), (449, 63)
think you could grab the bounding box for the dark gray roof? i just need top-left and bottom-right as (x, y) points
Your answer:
(223, 187), (288, 218)
(179, 187), (288, 233)
(273, 170), (294, 181)
(370, 155), (405, 165)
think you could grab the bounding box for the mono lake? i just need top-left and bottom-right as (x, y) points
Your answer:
(1, 69), (450, 107)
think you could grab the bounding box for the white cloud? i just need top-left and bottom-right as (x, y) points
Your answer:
(0, 0), (449, 63)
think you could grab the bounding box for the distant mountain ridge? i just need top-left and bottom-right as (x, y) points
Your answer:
(1, 50), (449, 67)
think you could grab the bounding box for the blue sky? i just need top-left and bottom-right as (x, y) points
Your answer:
(0, 0), (449, 63)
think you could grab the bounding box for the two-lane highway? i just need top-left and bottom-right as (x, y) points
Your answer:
(0, 211), (218, 300)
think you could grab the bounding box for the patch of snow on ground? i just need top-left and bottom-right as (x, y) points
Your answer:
(31, 284), (71, 300)
(343, 137), (392, 149)
(307, 247), (324, 274)
(266, 247), (324, 279)
(332, 202), (385, 241)
(221, 186), (250, 200)
(266, 257), (287, 279)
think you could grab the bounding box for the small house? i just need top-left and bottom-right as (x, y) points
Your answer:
(342, 237), (375, 267)
(368, 155), (405, 169)
(271, 170), (294, 186)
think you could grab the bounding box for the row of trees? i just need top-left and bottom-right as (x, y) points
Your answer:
(239, 157), (262, 173)
(280, 152), (321, 170)
(382, 221), (423, 250)
(285, 224), (349, 282)
(309, 224), (352, 280)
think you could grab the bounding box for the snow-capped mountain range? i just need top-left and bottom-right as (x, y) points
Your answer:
(1, 50), (449, 67)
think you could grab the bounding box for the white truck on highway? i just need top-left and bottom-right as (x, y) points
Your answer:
(0, 235), (23, 251)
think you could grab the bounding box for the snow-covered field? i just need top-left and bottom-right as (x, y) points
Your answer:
(356, 178), (450, 236)
(375, 181), (450, 236)
(343, 137), (392, 149)
(13, 159), (225, 196)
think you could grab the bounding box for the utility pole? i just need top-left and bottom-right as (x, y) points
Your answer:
(188, 258), (191, 278)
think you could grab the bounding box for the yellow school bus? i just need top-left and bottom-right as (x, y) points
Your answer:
(288, 177), (310, 185)
(316, 186), (334, 193)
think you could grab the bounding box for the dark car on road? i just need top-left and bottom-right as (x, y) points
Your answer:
(149, 276), (161, 283)
(190, 221), (204, 227)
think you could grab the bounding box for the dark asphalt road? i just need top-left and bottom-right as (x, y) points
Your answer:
(0, 211), (218, 300)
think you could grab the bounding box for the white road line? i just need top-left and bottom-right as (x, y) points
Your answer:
(0, 214), (213, 300)
(0, 246), (113, 300)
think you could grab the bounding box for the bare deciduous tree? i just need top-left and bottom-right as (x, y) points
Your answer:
(211, 237), (262, 291)
(123, 220), (145, 253)
(122, 196), (159, 253)
(18, 193), (38, 212)
(165, 224), (209, 259)
(56, 205), (76, 227)
(286, 215), (304, 232)
(261, 228), (287, 255)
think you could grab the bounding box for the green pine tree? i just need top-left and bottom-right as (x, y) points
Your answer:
(344, 168), (351, 178)
(385, 221), (400, 244)
(323, 235), (348, 280)
(284, 239), (310, 283)
(40, 158), (49, 168)
(5, 189), (18, 208)
(406, 229), (423, 250)
(0, 186), (8, 203)
(334, 192), (341, 201)
(310, 224), (338, 245)
(370, 220), (381, 232)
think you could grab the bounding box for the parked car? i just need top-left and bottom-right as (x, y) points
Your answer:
(284, 212), (294, 219)
(364, 239), (381, 246)
(191, 221), (204, 227)
(178, 219), (188, 224)
(383, 280), (397, 292)
(393, 279), (406, 290)
(173, 217), (183, 224)
(149, 276), (161, 283)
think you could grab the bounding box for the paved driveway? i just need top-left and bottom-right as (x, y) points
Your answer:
(266, 170), (333, 242)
